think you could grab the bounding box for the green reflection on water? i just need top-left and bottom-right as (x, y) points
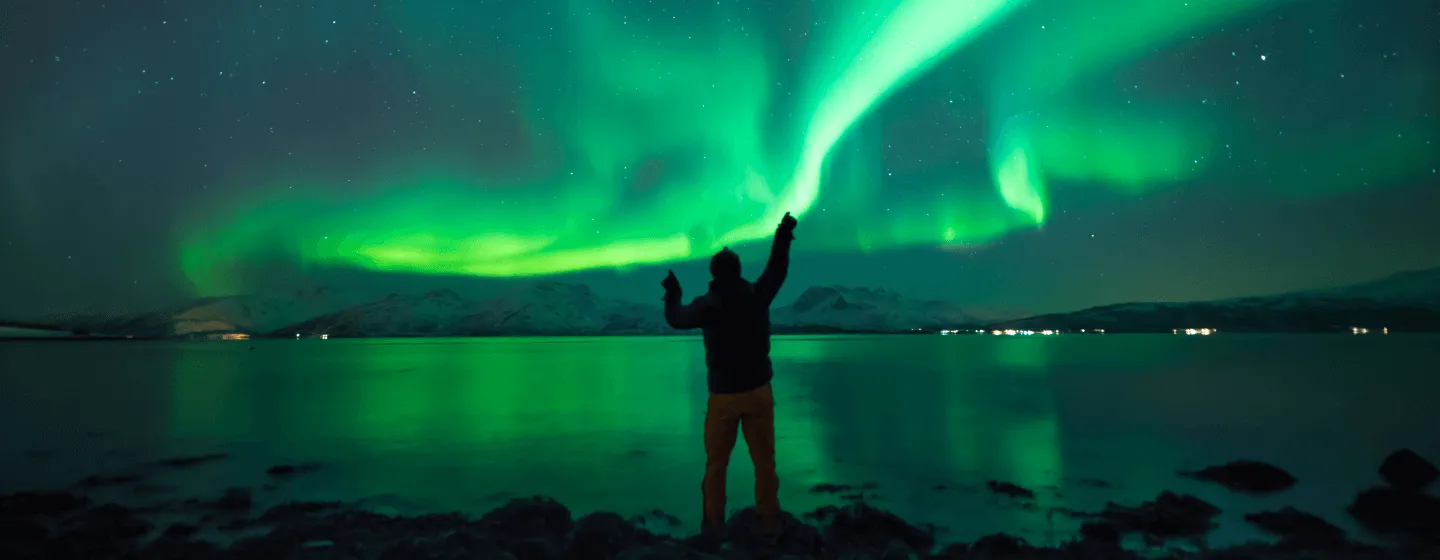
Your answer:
(167, 336), (1066, 520)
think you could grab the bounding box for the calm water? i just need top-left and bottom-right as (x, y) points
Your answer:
(2, 335), (1437, 546)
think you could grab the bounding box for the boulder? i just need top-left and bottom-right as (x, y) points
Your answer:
(255, 501), (344, 524)
(1378, 449), (1439, 491)
(725, 507), (821, 558)
(479, 496), (574, 543)
(211, 488), (253, 512)
(818, 502), (934, 557)
(508, 537), (562, 560)
(1099, 491), (1221, 539)
(1348, 486), (1440, 537)
(985, 481), (1035, 499)
(0, 492), (88, 517)
(617, 540), (720, 560)
(968, 533), (1029, 556)
(162, 523), (200, 538)
(569, 512), (658, 560)
(76, 473), (144, 488)
(1080, 521), (1121, 544)
(266, 462), (323, 478)
(1180, 460), (1297, 494)
(151, 453), (229, 469)
(1243, 507), (1346, 544)
(61, 503), (154, 543)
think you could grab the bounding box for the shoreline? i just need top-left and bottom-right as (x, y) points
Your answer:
(4, 453), (1437, 559)
(6, 331), (1438, 343)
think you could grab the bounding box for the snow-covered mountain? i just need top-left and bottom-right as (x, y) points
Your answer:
(280, 282), (673, 337)
(20, 267), (1440, 337)
(52, 286), (370, 337)
(992, 267), (1440, 333)
(772, 285), (1022, 332)
(31, 281), (1017, 338)
(1298, 267), (1440, 310)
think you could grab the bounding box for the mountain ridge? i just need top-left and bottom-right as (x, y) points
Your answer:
(31, 280), (1010, 338)
(990, 266), (1440, 333)
(11, 266), (1440, 337)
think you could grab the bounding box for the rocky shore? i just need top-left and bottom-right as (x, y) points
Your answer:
(3, 450), (1438, 559)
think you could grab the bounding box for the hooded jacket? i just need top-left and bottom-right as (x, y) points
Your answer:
(664, 228), (793, 394)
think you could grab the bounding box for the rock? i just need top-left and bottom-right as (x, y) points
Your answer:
(151, 453), (229, 469)
(803, 505), (841, 523)
(266, 462), (323, 478)
(479, 496), (573, 543)
(1244, 507), (1346, 544)
(933, 541), (969, 559)
(1348, 486), (1440, 537)
(62, 503), (154, 542)
(819, 502), (933, 557)
(569, 512), (657, 560)
(1379, 449), (1439, 491)
(680, 532), (724, 555)
(255, 501), (343, 523)
(810, 483), (853, 494)
(986, 481), (1035, 499)
(1180, 460), (1297, 494)
(132, 483), (177, 496)
(145, 537), (223, 560)
(0, 516), (51, 543)
(76, 473), (144, 488)
(0, 492), (88, 517)
(382, 534), (503, 560)
(968, 533), (1028, 556)
(1098, 491), (1221, 539)
(443, 528), (514, 558)
(508, 537), (561, 560)
(725, 507), (822, 558)
(628, 509), (683, 531)
(617, 540), (719, 560)
(1079, 521), (1121, 544)
(879, 538), (918, 560)
(211, 488), (253, 512)
(163, 523), (200, 538)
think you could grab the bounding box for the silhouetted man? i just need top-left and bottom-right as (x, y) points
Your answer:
(662, 212), (797, 537)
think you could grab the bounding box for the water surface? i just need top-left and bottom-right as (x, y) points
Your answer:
(2, 334), (1437, 546)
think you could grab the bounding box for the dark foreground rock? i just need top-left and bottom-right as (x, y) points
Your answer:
(1347, 486), (1440, 538)
(1180, 460), (1297, 495)
(1378, 449), (1438, 491)
(150, 453), (230, 469)
(266, 463), (323, 478)
(3, 490), (1439, 559)
(1244, 507), (1345, 544)
(986, 481), (1035, 500)
(1056, 491), (1223, 545)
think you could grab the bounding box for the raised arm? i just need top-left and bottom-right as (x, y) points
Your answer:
(755, 212), (797, 306)
(662, 270), (708, 329)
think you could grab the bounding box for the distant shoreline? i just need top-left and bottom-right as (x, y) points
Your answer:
(4, 330), (1435, 342)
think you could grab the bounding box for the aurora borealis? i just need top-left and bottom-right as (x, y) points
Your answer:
(1, 0), (1437, 314)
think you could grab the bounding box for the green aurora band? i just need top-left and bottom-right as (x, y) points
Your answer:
(180, 0), (1433, 295)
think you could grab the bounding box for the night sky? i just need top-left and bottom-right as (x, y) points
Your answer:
(2, 0), (1437, 318)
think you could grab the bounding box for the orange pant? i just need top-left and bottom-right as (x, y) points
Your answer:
(702, 383), (780, 532)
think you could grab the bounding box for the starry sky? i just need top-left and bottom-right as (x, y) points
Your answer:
(1, 0), (1437, 318)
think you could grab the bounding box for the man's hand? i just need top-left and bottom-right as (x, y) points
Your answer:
(661, 270), (681, 296)
(778, 212), (798, 238)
